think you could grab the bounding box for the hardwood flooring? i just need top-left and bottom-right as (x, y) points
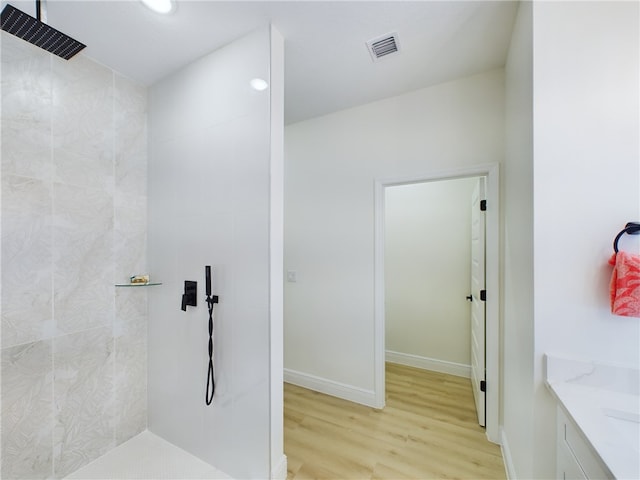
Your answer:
(284, 363), (506, 479)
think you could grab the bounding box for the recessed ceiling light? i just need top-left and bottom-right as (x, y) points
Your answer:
(140, 0), (174, 14)
(250, 78), (269, 91)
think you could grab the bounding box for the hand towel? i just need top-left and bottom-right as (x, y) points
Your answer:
(608, 251), (640, 318)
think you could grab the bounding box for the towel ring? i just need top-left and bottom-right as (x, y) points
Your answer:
(613, 222), (640, 253)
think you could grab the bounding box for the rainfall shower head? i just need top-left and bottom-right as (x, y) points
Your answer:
(1, 1), (86, 60)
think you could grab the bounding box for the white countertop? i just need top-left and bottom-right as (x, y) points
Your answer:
(545, 354), (640, 480)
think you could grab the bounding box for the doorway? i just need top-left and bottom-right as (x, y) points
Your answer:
(373, 164), (500, 443)
(384, 177), (479, 379)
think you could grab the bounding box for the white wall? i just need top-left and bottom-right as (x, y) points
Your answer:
(502, 2), (640, 479)
(284, 70), (504, 402)
(1, 33), (148, 478)
(501, 1), (534, 478)
(532, 2), (640, 478)
(147, 26), (282, 479)
(385, 178), (477, 374)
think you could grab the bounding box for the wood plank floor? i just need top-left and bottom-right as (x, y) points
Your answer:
(284, 363), (506, 479)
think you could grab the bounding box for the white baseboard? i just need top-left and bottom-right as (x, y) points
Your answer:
(385, 350), (471, 378)
(271, 454), (287, 480)
(283, 368), (378, 408)
(500, 427), (516, 480)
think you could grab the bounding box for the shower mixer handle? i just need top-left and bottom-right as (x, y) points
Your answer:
(181, 280), (197, 311)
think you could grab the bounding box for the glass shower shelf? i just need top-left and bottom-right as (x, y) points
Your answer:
(115, 282), (163, 287)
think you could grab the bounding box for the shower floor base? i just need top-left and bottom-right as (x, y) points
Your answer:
(65, 431), (232, 479)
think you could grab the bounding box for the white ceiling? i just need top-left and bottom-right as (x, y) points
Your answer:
(2, 0), (519, 124)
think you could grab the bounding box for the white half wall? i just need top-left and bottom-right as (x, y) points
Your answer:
(385, 178), (477, 370)
(147, 26), (281, 479)
(284, 69), (504, 394)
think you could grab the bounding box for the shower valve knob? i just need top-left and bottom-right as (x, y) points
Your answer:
(181, 281), (197, 311)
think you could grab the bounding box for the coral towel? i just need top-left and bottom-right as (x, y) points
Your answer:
(608, 251), (640, 318)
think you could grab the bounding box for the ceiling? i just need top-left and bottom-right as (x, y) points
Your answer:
(2, 0), (519, 124)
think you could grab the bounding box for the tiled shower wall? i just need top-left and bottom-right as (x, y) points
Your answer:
(1, 33), (148, 479)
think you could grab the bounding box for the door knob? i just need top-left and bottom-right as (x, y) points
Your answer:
(466, 295), (473, 302)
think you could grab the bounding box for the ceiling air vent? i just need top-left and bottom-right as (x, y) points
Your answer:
(366, 32), (400, 62)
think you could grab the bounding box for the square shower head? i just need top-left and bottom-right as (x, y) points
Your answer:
(1, 4), (86, 60)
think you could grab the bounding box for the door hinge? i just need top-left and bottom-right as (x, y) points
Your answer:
(480, 200), (487, 211)
(480, 290), (486, 301)
(480, 380), (486, 392)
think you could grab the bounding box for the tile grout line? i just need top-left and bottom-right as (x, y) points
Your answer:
(0, 44), (2, 480)
(50, 51), (56, 480)
(112, 69), (117, 450)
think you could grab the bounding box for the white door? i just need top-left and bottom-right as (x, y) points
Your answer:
(470, 178), (486, 427)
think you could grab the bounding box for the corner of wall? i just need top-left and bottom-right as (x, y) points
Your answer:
(500, 427), (517, 480)
(269, 23), (286, 479)
(271, 454), (288, 480)
(284, 368), (378, 408)
(501, 0), (534, 476)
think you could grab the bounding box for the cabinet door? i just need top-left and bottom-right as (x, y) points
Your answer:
(557, 431), (587, 480)
(556, 407), (612, 480)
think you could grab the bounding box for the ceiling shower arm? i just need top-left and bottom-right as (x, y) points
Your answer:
(35, 0), (49, 23)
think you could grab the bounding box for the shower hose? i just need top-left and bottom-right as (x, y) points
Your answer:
(205, 294), (216, 405)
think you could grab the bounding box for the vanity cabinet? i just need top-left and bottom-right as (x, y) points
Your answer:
(557, 407), (613, 479)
